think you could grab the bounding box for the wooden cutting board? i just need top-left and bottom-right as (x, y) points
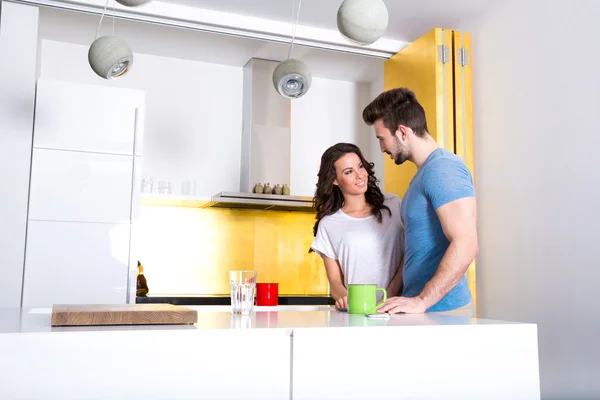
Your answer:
(51, 304), (198, 327)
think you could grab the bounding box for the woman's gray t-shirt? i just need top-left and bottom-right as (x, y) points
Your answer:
(310, 194), (405, 298)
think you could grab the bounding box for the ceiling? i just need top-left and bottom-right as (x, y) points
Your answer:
(38, 7), (385, 82)
(37, 0), (501, 83)
(159, 0), (501, 43)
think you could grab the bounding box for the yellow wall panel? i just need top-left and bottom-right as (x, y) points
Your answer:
(133, 206), (328, 296)
(453, 30), (477, 308)
(383, 28), (454, 198)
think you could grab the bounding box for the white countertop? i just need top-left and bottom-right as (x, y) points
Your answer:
(0, 305), (525, 334)
(0, 305), (540, 400)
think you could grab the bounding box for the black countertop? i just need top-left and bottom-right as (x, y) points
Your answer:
(136, 294), (335, 306)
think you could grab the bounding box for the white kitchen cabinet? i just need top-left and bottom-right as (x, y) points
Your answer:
(292, 322), (541, 399)
(28, 148), (134, 223)
(23, 79), (145, 306)
(33, 79), (145, 156)
(0, 323), (291, 400)
(22, 220), (130, 307)
(132, 155), (143, 220)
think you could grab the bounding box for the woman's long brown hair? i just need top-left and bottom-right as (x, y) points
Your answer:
(311, 142), (390, 241)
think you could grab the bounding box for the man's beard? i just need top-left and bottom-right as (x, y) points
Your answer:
(394, 151), (409, 165)
(393, 138), (410, 165)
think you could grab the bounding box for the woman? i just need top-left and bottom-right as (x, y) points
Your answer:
(310, 143), (405, 309)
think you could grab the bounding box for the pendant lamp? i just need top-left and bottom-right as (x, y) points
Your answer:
(337, 0), (389, 46)
(88, 0), (134, 80)
(88, 36), (133, 79)
(272, 0), (312, 99)
(272, 58), (312, 99)
(115, 0), (152, 6)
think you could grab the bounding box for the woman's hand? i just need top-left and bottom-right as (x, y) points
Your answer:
(335, 296), (348, 310)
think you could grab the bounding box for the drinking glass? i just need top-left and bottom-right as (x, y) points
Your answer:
(141, 176), (154, 193)
(229, 270), (257, 315)
(181, 180), (197, 196)
(157, 180), (172, 194)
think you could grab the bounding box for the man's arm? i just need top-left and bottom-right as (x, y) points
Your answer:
(416, 196), (478, 309)
(386, 253), (404, 298)
(378, 196), (478, 314)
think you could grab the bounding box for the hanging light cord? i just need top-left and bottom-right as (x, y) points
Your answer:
(112, 0), (116, 36)
(95, 0), (115, 40)
(287, 0), (302, 59)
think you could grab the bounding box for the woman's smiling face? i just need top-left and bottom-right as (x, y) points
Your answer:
(333, 152), (368, 196)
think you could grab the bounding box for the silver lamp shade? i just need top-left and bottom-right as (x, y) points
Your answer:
(337, 0), (389, 46)
(115, 0), (153, 6)
(272, 58), (312, 99)
(88, 36), (133, 80)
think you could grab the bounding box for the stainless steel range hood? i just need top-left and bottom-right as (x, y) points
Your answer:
(208, 59), (314, 213)
(209, 192), (314, 212)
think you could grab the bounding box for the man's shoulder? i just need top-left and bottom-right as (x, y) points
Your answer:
(422, 149), (472, 182)
(420, 149), (475, 208)
(426, 148), (467, 168)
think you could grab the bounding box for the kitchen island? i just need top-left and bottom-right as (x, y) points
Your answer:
(0, 306), (540, 399)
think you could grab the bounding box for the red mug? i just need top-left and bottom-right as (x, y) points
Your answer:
(256, 283), (279, 306)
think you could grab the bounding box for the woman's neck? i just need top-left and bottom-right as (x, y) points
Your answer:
(341, 194), (371, 217)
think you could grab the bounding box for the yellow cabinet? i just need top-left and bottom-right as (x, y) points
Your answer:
(383, 28), (477, 306)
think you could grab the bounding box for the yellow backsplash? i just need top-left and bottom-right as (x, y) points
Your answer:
(133, 205), (329, 295)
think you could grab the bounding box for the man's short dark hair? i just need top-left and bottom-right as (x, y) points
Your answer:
(362, 88), (429, 138)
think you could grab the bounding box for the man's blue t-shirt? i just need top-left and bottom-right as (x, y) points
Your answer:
(400, 148), (475, 312)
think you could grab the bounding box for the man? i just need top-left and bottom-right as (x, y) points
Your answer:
(362, 87), (478, 316)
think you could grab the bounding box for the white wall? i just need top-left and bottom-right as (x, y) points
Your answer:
(0, 2), (39, 307)
(39, 39), (243, 197)
(290, 78), (372, 197)
(460, 0), (600, 398)
(368, 75), (385, 189)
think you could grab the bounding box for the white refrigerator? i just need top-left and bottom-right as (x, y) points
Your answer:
(21, 78), (145, 307)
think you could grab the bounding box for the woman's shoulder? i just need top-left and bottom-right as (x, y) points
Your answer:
(383, 192), (402, 206)
(382, 192), (402, 218)
(316, 210), (344, 230)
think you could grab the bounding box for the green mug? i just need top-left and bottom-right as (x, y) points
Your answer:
(348, 284), (387, 314)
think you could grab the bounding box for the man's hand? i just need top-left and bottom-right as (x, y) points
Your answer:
(377, 296), (427, 314)
(335, 296), (348, 310)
